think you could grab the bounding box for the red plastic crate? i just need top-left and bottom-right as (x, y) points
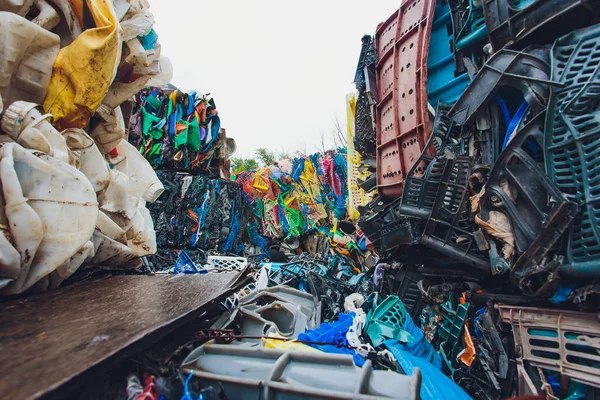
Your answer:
(376, 0), (435, 201)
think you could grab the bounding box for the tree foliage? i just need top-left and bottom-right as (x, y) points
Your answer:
(231, 157), (259, 173)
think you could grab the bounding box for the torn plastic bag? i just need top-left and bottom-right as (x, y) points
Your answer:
(89, 104), (126, 154)
(0, 0), (34, 15)
(107, 140), (164, 203)
(62, 128), (111, 192)
(1, 101), (69, 164)
(126, 201), (156, 257)
(0, 12), (60, 107)
(120, 7), (154, 41)
(43, 0), (123, 129)
(1, 143), (98, 294)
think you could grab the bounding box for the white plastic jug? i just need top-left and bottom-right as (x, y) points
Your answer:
(0, 143), (44, 294)
(31, 0), (60, 31)
(99, 168), (140, 224)
(0, 13), (60, 107)
(107, 140), (164, 203)
(89, 104), (126, 154)
(1, 101), (70, 164)
(88, 230), (142, 269)
(126, 201), (156, 257)
(1, 143), (99, 294)
(62, 128), (111, 192)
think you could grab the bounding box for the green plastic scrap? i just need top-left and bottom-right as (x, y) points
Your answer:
(365, 295), (412, 347)
(438, 297), (470, 373)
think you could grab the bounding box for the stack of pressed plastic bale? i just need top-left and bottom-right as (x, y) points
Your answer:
(0, 0), (173, 294)
(130, 86), (251, 270)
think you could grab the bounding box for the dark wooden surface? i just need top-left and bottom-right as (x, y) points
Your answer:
(0, 273), (240, 399)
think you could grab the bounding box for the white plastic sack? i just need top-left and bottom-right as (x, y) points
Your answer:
(0, 13), (60, 107)
(1, 143), (99, 294)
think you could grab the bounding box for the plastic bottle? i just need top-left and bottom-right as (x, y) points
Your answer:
(31, 0), (60, 31)
(126, 201), (156, 257)
(1, 101), (70, 164)
(1, 143), (99, 294)
(0, 12), (60, 107)
(0, 187), (20, 288)
(107, 140), (164, 203)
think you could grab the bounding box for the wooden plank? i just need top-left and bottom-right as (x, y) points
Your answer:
(0, 273), (241, 399)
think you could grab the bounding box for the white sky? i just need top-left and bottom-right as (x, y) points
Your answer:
(151, 0), (400, 158)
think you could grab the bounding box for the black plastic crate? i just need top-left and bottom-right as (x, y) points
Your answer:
(544, 24), (600, 277)
(421, 156), (491, 271)
(400, 102), (462, 219)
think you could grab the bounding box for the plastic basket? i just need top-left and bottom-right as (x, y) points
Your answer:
(544, 24), (600, 277)
(205, 256), (248, 271)
(499, 305), (600, 388)
(421, 156), (491, 271)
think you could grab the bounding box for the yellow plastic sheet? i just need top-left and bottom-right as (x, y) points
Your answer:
(262, 335), (320, 353)
(43, 0), (122, 129)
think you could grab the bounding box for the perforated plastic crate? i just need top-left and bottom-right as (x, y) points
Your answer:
(421, 156), (491, 271)
(400, 102), (459, 219)
(544, 24), (600, 277)
(375, 0), (436, 201)
(205, 256), (248, 271)
(499, 305), (600, 388)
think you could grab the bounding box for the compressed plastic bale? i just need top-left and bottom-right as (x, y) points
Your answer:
(62, 128), (110, 192)
(43, 0), (123, 130)
(1, 101), (69, 164)
(0, 0), (34, 16)
(102, 56), (173, 109)
(0, 143), (44, 294)
(0, 13), (60, 107)
(88, 103), (126, 154)
(107, 140), (164, 203)
(1, 143), (99, 294)
(126, 202), (156, 257)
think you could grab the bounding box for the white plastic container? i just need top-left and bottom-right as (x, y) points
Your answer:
(62, 128), (111, 192)
(107, 140), (164, 203)
(0, 13), (60, 107)
(1, 143), (99, 294)
(89, 104), (126, 154)
(1, 101), (70, 164)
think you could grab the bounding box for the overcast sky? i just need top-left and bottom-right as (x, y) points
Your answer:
(151, 0), (400, 158)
